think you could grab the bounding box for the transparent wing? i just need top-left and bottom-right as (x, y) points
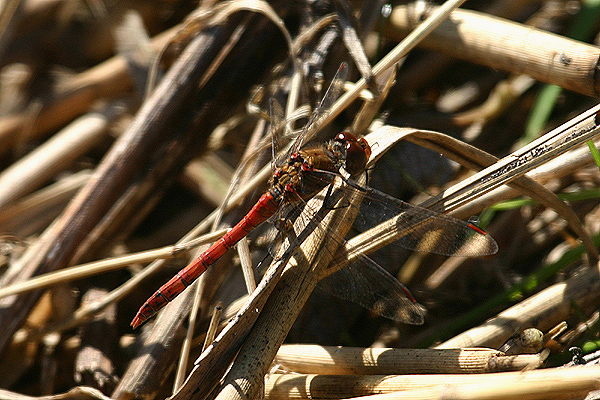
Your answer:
(269, 97), (286, 169)
(278, 179), (426, 325)
(318, 253), (426, 324)
(353, 184), (498, 257)
(289, 63), (348, 155)
(275, 168), (497, 324)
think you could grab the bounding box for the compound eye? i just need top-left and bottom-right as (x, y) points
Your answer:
(335, 132), (348, 143)
(357, 138), (372, 160)
(344, 140), (370, 175)
(335, 131), (358, 144)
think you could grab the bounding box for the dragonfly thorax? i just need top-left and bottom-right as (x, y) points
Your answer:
(270, 149), (336, 203)
(269, 133), (372, 204)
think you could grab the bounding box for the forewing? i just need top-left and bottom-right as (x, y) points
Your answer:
(290, 63), (348, 154)
(353, 185), (498, 257)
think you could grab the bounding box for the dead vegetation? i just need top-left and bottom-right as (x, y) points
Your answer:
(0, 0), (600, 399)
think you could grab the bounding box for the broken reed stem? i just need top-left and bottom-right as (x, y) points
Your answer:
(203, 304), (223, 352)
(274, 345), (544, 375)
(174, 274), (208, 394)
(237, 237), (256, 293)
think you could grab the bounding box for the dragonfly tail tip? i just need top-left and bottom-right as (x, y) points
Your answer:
(130, 316), (143, 329)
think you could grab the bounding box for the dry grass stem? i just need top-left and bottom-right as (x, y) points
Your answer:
(332, 120), (598, 270)
(420, 103), (600, 213)
(173, 277), (206, 394)
(449, 135), (600, 218)
(237, 237), (257, 293)
(202, 304), (223, 352)
(0, 229), (226, 299)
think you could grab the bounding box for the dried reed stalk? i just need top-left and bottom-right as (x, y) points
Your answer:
(2, 1), (600, 399)
(383, 5), (600, 97)
(0, 103), (123, 210)
(274, 345), (543, 375)
(437, 260), (600, 349)
(265, 366), (600, 400)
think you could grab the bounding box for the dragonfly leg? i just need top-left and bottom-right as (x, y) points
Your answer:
(322, 183), (351, 210)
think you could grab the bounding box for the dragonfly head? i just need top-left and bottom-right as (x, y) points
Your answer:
(333, 132), (372, 175)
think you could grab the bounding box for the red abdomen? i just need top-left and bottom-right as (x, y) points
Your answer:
(131, 191), (281, 328)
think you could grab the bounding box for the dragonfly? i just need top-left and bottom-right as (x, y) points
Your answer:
(131, 68), (498, 329)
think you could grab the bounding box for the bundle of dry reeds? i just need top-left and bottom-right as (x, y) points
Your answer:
(0, 0), (599, 399)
